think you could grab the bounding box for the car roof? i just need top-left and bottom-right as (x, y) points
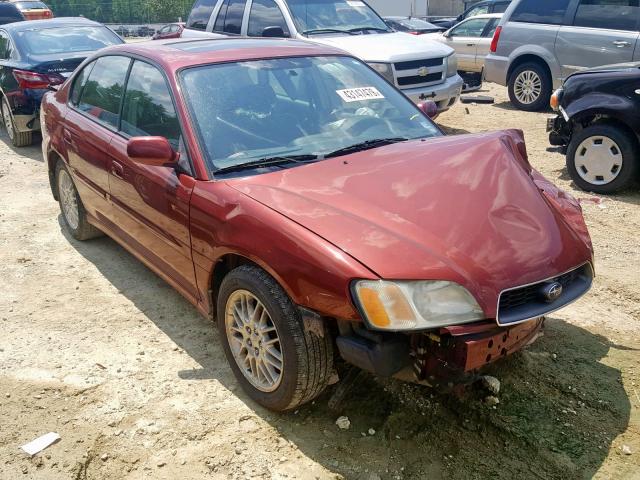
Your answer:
(1, 16), (101, 32)
(98, 37), (350, 72)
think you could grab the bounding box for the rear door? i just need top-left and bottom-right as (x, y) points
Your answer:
(107, 59), (198, 301)
(444, 17), (495, 71)
(556, 0), (640, 77)
(64, 55), (131, 225)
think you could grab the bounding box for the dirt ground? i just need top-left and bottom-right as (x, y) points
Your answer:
(1, 83), (639, 480)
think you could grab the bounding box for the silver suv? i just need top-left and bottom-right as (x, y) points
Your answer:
(485, 0), (640, 111)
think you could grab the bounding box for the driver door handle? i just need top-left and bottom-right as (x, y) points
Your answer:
(111, 161), (124, 180)
(613, 40), (630, 47)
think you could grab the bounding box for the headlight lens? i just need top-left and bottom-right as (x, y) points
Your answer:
(352, 280), (484, 331)
(550, 88), (563, 111)
(446, 53), (458, 77)
(368, 62), (395, 84)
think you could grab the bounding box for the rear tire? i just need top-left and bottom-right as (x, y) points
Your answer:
(566, 123), (639, 194)
(55, 161), (103, 240)
(508, 62), (552, 112)
(2, 97), (32, 147)
(217, 265), (333, 411)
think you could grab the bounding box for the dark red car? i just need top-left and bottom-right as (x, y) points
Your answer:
(152, 22), (185, 40)
(41, 38), (594, 411)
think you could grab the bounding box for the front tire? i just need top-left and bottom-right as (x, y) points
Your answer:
(55, 162), (103, 240)
(2, 97), (32, 147)
(217, 265), (333, 411)
(508, 62), (552, 112)
(566, 123), (639, 194)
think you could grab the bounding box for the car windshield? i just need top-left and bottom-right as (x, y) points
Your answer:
(180, 56), (441, 174)
(17, 26), (122, 55)
(287, 0), (390, 33)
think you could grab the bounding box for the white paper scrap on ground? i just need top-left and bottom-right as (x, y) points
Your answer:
(21, 432), (60, 456)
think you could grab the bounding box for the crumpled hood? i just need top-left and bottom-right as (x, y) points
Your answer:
(228, 131), (592, 317)
(310, 31), (453, 62)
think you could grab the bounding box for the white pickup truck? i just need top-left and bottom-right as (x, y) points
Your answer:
(184, 0), (463, 112)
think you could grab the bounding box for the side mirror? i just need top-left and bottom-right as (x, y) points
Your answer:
(262, 26), (289, 38)
(127, 136), (177, 167)
(442, 29), (451, 38)
(418, 101), (439, 119)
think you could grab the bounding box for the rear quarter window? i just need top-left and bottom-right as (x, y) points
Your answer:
(187, 0), (216, 30)
(510, 0), (571, 25)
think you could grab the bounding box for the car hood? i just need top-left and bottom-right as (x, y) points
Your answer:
(310, 31), (453, 62)
(227, 130), (592, 317)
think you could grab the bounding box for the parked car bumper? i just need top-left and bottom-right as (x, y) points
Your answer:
(547, 114), (570, 146)
(401, 74), (464, 111)
(484, 54), (509, 86)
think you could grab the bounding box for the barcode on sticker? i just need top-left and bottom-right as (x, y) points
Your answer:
(347, 1), (365, 7)
(336, 87), (385, 103)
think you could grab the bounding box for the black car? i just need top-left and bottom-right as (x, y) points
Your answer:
(548, 64), (640, 194)
(384, 16), (445, 34)
(426, 0), (511, 30)
(0, 17), (123, 147)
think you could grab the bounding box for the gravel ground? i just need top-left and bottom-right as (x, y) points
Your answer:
(0, 83), (638, 479)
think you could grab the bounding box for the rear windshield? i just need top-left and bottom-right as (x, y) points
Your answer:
(17, 26), (122, 55)
(397, 18), (438, 29)
(510, 0), (571, 25)
(14, 1), (48, 9)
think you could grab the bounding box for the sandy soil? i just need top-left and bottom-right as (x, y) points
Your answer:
(1, 83), (639, 480)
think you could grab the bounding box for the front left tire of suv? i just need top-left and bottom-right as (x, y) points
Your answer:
(217, 265), (334, 411)
(1, 97), (32, 147)
(508, 62), (552, 112)
(566, 123), (639, 194)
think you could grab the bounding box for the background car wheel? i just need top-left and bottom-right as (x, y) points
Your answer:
(508, 62), (552, 112)
(1, 97), (32, 147)
(55, 162), (103, 240)
(217, 265), (333, 411)
(566, 123), (639, 194)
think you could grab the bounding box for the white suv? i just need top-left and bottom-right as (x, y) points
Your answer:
(185, 0), (463, 111)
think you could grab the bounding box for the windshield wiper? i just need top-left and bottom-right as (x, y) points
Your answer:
(214, 155), (318, 175)
(348, 26), (391, 33)
(325, 138), (409, 158)
(302, 28), (355, 35)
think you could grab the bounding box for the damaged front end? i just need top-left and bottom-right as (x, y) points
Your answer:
(335, 317), (544, 386)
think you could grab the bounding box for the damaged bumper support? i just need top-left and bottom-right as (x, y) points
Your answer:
(336, 318), (544, 383)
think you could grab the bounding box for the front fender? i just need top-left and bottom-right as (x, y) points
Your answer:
(564, 93), (639, 131)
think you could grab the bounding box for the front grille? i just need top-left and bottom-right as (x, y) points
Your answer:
(394, 57), (444, 71)
(497, 264), (593, 325)
(393, 57), (446, 89)
(397, 73), (443, 86)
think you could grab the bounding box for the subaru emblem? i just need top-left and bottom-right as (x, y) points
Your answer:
(540, 282), (563, 303)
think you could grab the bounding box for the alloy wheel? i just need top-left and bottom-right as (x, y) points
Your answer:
(574, 135), (623, 185)
(58, 169), (80, 230)
(2, 99), (14, 140)
(513, 70), (542, 105)
(225, 290), (283, 392)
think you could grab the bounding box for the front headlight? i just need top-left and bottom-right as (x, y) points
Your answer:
(446, 53), (458, 77)
(352, 280), (484, 331)
(368, 62), (395, 85)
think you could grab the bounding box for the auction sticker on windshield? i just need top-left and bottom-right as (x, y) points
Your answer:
(346, 1), (366, 7)
(337, 87), (385, 103)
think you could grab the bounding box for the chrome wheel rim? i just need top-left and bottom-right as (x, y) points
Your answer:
(225, 290), (283, 392)
(58, 169), (80, 230)
(514, 70), (542, 105)
(2, 100), (14, 140)
(574, 135), (623, 185)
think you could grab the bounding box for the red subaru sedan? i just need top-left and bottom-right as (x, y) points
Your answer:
(41, 38), (594, 411)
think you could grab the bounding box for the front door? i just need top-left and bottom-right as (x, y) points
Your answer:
(556, 0), (640, 78)
(64, 55), (131, 224)
(107, 59), (198, 301)
(445, 17), (496, 72)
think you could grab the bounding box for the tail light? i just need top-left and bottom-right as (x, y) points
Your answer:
(490, 26), (502, 53)
(12, 69), (65, 90)
(408, 31), (419, 35)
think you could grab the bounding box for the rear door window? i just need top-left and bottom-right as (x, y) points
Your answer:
(247, 0), (289, 37)
(573, 0), (640, 31)
(214, 0), (246, 34)
(187, 0), (217, 30)
(510, 0), (571, 25)
(77, 56), (131, 129)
